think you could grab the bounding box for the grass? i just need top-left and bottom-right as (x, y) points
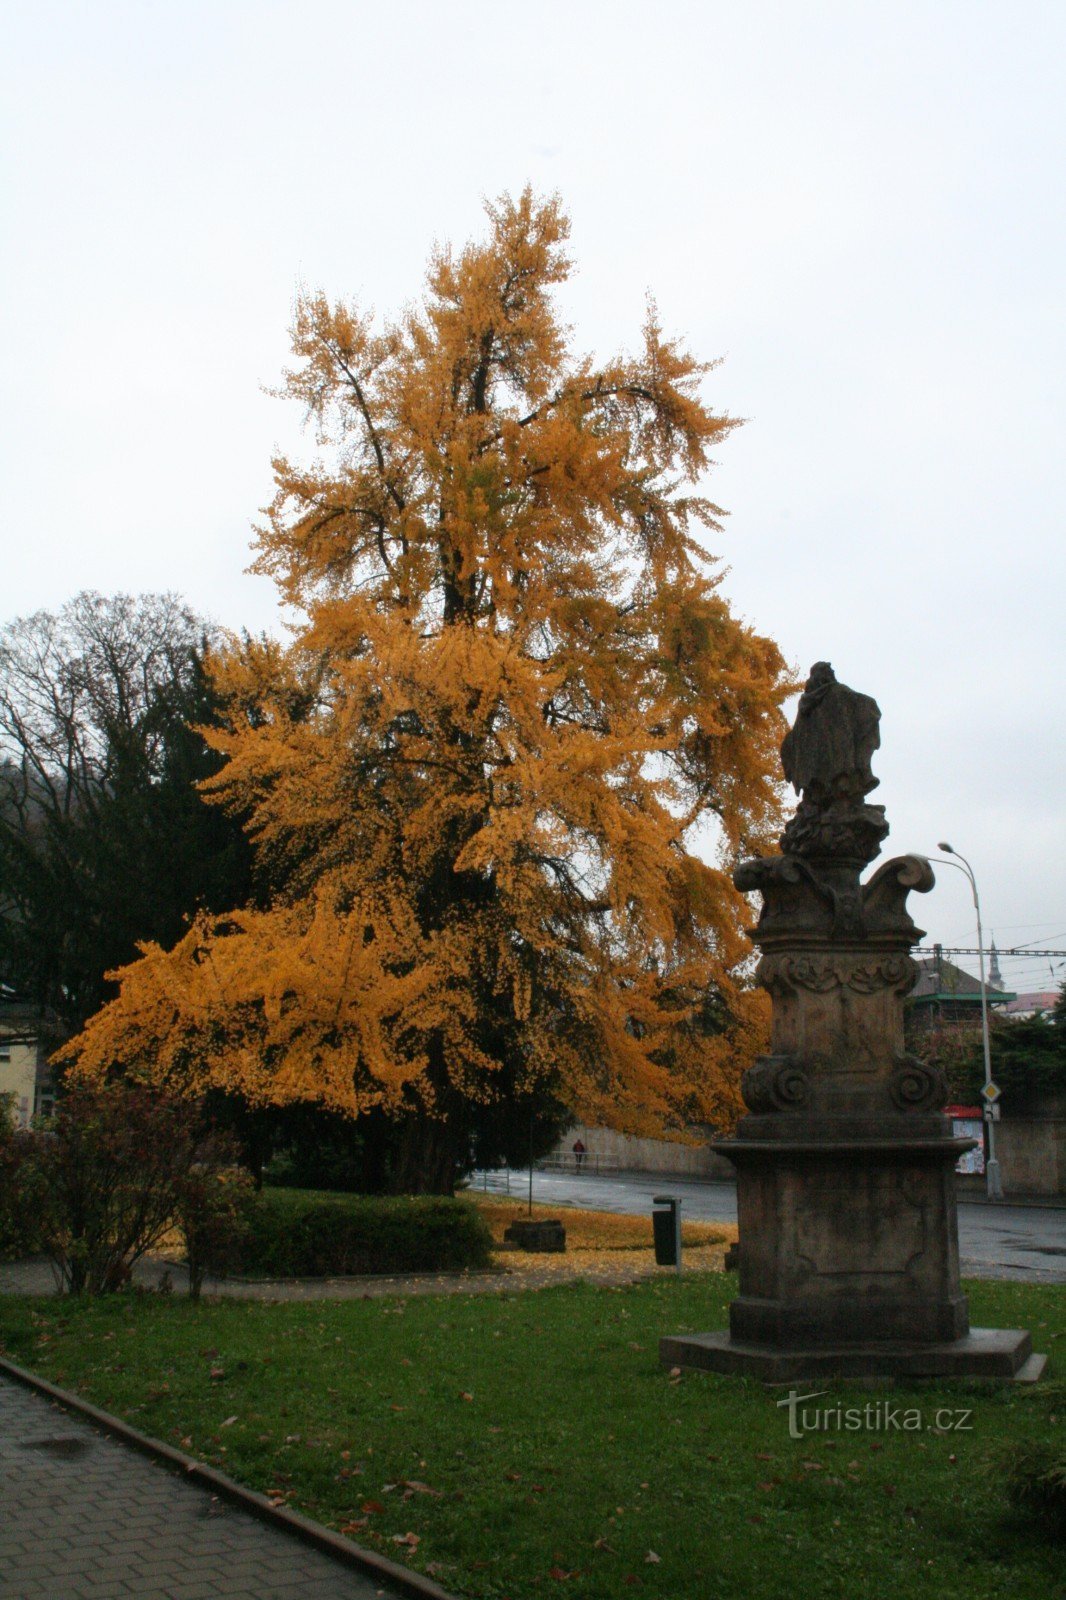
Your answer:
(1, 1275), (1062, 1599)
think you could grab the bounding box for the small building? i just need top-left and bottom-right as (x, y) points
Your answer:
(906, 946), (1014, 1032)
(0, 988), (55, 1128)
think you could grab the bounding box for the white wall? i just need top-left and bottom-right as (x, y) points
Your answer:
(0, 1040), (38, 1129)
(550, 1124), (735, 1180)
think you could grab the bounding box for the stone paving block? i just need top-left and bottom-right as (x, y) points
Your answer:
(163, 1583), (233, 1600)
(0, 1375), (416, 1600)
(270, 1587), (342, 1600)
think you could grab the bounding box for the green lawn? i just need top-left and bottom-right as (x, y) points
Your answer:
(1, 1276), (1062, 1599)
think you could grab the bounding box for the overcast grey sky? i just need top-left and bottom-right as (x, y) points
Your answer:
(2, 0), (1063, 990)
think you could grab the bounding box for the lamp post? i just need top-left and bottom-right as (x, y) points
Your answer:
(933, 843), (1003, 1201)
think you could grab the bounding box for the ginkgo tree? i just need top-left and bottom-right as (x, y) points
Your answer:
(63, 191), (793, 1193)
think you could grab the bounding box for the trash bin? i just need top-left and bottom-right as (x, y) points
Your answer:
(652, 1195), (682, 1270)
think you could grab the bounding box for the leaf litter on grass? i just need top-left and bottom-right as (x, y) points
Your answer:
(1, 1274), (1063, 1600)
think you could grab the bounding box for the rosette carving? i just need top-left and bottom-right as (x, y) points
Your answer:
(742, 1055), (811, 1114)
(889, 1056), (948, 1112)
(758, 955), (839, 993)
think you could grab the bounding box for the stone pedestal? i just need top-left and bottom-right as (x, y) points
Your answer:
(662, 663), (1043, 1384)
(728, 1133), (969, 1347)
(503, 1219), (566, 1252)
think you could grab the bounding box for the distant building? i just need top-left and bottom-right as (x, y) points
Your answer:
(0, 987), (55, 1128)
(907, 955), (1063, 1198)
(1001, 991), (1059, 1020)
(907, 945), (1014, 1033)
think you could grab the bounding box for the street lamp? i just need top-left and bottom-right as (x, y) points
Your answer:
(933, 842), (1003, 1201)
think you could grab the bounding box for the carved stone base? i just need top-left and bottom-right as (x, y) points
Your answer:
(659, 1328), (1045, 1383)
(726, 1131), (972, 1347)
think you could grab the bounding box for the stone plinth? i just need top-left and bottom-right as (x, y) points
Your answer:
(503, 1219), (566, 1252)
(660, 1328), (1045, 1383)
(727, 1134), (969, 1347)
(662, 663), (1042, 1384)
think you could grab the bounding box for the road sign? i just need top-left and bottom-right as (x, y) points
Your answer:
(981, 1082), (1002, 1104)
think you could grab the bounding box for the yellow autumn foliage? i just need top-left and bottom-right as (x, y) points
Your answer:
(63, 190), (792, 1149)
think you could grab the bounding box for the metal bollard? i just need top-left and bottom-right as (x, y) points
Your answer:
(652, 1195), (682, 1272)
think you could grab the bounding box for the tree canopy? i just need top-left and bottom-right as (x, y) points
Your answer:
(62, 192), (793, 1190)
(0, 591), (253, 1032)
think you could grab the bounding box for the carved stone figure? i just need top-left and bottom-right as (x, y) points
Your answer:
(780, 662), (888, 864)
(660, 659), (1043, 1383)
(781, 661), (881, 807)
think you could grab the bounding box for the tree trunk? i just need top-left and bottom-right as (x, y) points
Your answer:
(388, 1112), (463, 1195)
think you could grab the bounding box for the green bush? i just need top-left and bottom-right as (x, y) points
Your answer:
(1007, 1442), (1066, 1541)
(203, 1187), (494, 1278)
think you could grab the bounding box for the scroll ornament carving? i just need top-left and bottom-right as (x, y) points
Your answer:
(742, 1055), (811, 1114)
(862, 853), (936, 899)
(758, 952), (916, 996)
(889, 1056), (949, 1113)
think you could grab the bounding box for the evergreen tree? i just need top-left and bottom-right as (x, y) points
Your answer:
(0, 593), (254, 1033)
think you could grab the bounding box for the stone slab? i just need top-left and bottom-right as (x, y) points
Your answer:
(659, 1326), (1044, 1383)
(502, 1219), (567, 1252)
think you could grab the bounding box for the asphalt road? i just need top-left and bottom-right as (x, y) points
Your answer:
(479, 1168), (1066, 1285)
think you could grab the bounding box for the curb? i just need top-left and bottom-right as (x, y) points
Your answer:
(0, 1356), (459, 1600)
(198, 1266), (509, 1289)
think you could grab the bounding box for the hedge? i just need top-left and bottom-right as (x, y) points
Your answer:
(201, 1186), (494, 1278)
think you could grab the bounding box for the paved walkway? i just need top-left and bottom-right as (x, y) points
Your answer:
(0, 1376), (406, 1600)
(0, 1244), (726, 1301)
(0, 1255), (528, 1300)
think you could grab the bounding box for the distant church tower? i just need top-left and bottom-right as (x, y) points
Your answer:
(988, 938), (1003, 990)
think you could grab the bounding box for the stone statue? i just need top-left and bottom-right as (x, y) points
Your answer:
(779, 663), (888, 864)
(781, 661), (881, 806)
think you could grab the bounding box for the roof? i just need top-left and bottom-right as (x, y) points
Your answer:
(910, 956), (1014, 1005)
(0, 985), (50, 1033)
(1001, 991), (1059, 1017)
